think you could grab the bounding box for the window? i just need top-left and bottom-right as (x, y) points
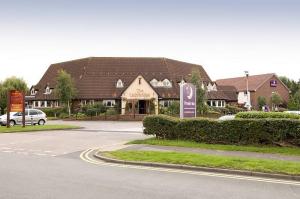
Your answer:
(162, 79), (172, 88)
(103, 100), (115, 107)
(116, 79), (124, 88)
(30, 110), (39, 116)
(31, 89), (35, 95)
(81, 100), (87, 106)
(159, 100), (173, 108)
(45, 86), (51, 94)
(138, 78), (142, 85)
(150, 79), (158, 87)
(34, 101), (39, 107)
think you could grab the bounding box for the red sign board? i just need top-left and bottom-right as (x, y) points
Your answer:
(9, 90), (24, 112)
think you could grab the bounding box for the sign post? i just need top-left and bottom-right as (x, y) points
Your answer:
(180, 83), (196, 118)
(7, 90), (25, 128)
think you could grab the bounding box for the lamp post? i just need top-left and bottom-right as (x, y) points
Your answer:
(244, 71), (251, 111)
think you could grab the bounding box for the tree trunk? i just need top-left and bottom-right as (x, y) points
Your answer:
(68, 101), (71, 117)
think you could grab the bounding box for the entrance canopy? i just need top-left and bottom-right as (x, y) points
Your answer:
(121, 75), (158, 115)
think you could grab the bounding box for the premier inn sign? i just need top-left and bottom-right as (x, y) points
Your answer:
(180, 83), (196, 118)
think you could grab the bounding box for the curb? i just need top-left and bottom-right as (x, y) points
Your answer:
(94, 151), (300, 182)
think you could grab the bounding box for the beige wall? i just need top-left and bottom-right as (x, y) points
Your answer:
(121, 75), (158, 114)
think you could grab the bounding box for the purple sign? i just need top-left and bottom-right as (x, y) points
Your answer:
(180, 83), (196, 118)
(270, 80), (277, 87)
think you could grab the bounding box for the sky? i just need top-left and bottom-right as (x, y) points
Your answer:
(0, 0), (300, 86)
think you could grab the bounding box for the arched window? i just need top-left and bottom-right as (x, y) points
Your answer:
(116, 79), (124, 88)
(162, 79), (172, 88)
(150, 79), (158, 87)
(31, 88), (36, 95)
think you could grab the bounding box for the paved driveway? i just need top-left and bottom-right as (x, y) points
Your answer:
(0, 120), (147, 157)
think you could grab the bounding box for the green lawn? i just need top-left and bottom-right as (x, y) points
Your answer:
(108, 150), (300, 175)
(0, 125), (80, 133)
(128, 138), (300, 156)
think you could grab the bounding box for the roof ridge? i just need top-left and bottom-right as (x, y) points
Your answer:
(216, 73), (275, 81)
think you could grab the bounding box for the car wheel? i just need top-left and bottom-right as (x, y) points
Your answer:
(9, 120), (16, 126)
(38, 119), (45, 125)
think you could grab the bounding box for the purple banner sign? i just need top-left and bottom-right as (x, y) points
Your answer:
(270, 80), (277, 87)
(180, 83), (196, 118)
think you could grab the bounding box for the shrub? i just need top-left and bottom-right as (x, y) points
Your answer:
(143, 115), (300, 146)
(58, 112), (69, 119)
(236, 111), (300, 119)
(39, 107), (66, 117)
(106, 108), (118, 115)
(226, 105), (245, 114)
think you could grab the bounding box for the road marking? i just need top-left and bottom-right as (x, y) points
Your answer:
(80, 148), (300, 186)
(2, 150), (14, 153)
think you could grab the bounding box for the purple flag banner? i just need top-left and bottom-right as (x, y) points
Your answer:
(180, 83), (196, 118)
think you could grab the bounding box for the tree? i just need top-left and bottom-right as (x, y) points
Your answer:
(189, 69), (207, 115)
(257, 96), (267, 110)
(288, 91), (300, 110)
(0, 77), (28, 114)
(55, 70), (77, 116)
(271, 92), (282, 111)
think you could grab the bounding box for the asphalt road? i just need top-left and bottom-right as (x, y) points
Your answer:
(0, 121), (299, 199)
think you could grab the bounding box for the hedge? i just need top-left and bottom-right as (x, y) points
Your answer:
(236, 111), (300, 119)
(143, 115), (300, 146)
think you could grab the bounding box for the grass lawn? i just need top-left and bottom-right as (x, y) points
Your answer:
(107, 150), (300, 175)
(128, 138), (300, 156)
(0, 125), (80, 133)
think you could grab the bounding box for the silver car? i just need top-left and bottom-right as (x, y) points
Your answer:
(0, 109), (47, 126)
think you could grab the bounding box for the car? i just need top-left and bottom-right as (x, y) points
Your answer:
(218, 115), (235, 121)
(284, 111), (300, 115)
(0, 109), (47, 126)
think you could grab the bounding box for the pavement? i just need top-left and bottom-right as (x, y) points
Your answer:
(0, 120), (299, 199)
(122, 144), (300, 162)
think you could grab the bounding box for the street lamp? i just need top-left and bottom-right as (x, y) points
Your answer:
(244, 71), (251, 111)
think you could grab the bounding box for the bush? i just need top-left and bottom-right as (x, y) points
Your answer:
(143, 115), (300, 146)
(236, 111), (300, 119)
(226, 105), (245, 114)
(74, 112), (87, 120)
(58, 112), (69, 119)
(40, 107), (66, 117)
(106, 108), (118, 115)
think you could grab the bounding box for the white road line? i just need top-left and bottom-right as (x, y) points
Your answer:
(2, 150), (14, 153)
(80, 149), (300, 187)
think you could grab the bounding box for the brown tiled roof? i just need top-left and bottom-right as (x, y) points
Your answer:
(216, 73), (275, 92)
(207, 91), (231, 100)
(31, 57), (212, 100)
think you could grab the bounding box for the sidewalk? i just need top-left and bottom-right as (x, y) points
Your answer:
(122, 144), (300, 162)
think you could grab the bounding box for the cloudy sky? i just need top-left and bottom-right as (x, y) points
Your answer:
(0, 0), (299, 86)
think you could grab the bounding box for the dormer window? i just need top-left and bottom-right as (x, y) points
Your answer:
(162, 79), (172, 88)
(150, 79), (158, 87)
(116, 79), (124, 88)
(45, 86), (51, 94)
(31, 88), (36, 96)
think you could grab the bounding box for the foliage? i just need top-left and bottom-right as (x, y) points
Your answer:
(81, 102), (107, 116)
(226, 105), (245, 114)
(39, 107), (66, 117)
(189, 69), (207, 114)
(271, 92), (282, 107)
(55, 70), (77, 116)
(164, 101), (180, 116)
(236, 111), (300, 119)
(143, 115), (300, 146)
(0, 77), (28, 114)
(257, 96), (267, 110)
(106, 107), (118, 115)
(287, 90), (300, 110)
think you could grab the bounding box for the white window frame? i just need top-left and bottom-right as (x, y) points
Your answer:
(103, 100), (116, 107)
(116, 79), (124, 88)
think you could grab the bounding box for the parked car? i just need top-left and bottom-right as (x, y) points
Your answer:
(0, 109), (47, 126)
(218, 115), (235, 121)
(284, 111), (300, 115)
